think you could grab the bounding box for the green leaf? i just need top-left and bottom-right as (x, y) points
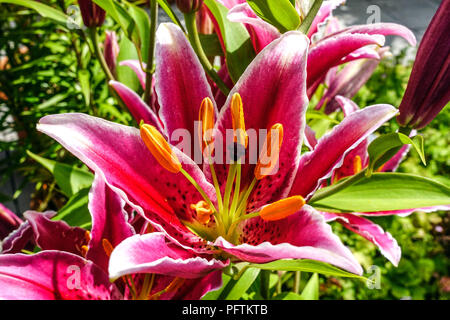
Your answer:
(248, 259), (365, 280)
(246, 0), (300, 33)
(156, 0), (186, 32)
(0, 0), (72, 27)
(27, 151), (94, 197)
(299, 273), (319, 300)
(52, 187), (91, 228)
(117, 36), (141, 92)
(127, 3), (150, 62)
(93, 0), (141, 49)
(298, 0), (324, 34)
(205, 268), (260, 300)
(367, 132), (426, 175)
(78, 69), (90, 106)
(204, 0), (256, 83)
(310, 173), (450, 213)
(199, 34), (224, 57)
(273, 292), (304, 300)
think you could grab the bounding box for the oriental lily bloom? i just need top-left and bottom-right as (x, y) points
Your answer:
(223, 1), (415, 88)
(397, 0), (450, 129)
(35, 23), (413, 281)
(303, 96), (450, 266)
(0, 175), (222, 300)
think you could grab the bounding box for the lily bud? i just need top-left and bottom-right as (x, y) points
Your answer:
(78, 0), (106, 28)
(260, 196), (306, 221)
(176, 0), (203, 14)
(254, 123), (284, 180)
(196, 3), (214, 34)
(198, 97), (215, 152)
(140, 124), (182, 173)
(397, 1), (450, 129)
(230, 93), (248, 148)
(103, 31), (119, 76)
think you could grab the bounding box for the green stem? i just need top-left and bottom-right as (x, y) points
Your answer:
(88, 27), (114, 81)
(260, 270), (271, 300)
(184, 12), (230, 96)
(293, 271), (301, 294)
(143, 0), (158, 106)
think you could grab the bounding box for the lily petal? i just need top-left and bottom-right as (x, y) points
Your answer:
(331, 23), (417, 46)
(308, 0), (345, 39)
(290, 103), (397, 199)
(0, 251), (121, 299)
(119, 60), (146, 89)
(109, 80), (162, 129)
(227, 3), (281, 53)
(323, 213), (401, 266)
(24, 211), (88, 256)
(155, 23), (217, 148)
(0, 203), (22, 240)
(215, 205), (362, 275)
(37, 113), (215, 253)
(2, 211), (55, 254)
(86, 175), (134, 272)
(212, 31), (309, 209)
(307, 33), (385, 89)
(109, 232), (228, 280)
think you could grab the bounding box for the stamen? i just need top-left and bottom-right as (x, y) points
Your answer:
(198, 97), (223, 212)
(230, 93), (248, 148)
(190, 200), (213, 224)
(199, 97), (215, 152)
(140, 124), (182, 173)
(259, 196), (305, 221)
(254, 123), (284, 180)
(353, 155), (362, 174)
(84, 230), (91, 243)
(102, 238), (114, 257)
(81, 245), (89, 257)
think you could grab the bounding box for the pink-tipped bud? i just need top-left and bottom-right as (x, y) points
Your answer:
(103, 31), (119, 76)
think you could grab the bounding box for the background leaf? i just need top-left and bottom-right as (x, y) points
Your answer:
(246, 0), (300, 33)
(27, 151), (93, 197)
(204, 0), (256, 83)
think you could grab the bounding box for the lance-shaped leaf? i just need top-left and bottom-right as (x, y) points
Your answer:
(309, 173), (450, 213)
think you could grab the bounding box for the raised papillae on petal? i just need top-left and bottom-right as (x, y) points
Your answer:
(140, 124), (182, 173)
(254, 123), (284, 180)
(260, 196), (305, 221)
(199, 97), (215, 152)
(230, 93), (248, 148)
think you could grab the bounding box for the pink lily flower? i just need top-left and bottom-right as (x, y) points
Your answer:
(34, 23), (413, 281)
(397, 0), (450, 129)
(303, 96), (450, 266)
(0, 175), (223, 300)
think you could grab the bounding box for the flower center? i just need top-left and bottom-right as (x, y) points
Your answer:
(139, 93), (305, 243)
